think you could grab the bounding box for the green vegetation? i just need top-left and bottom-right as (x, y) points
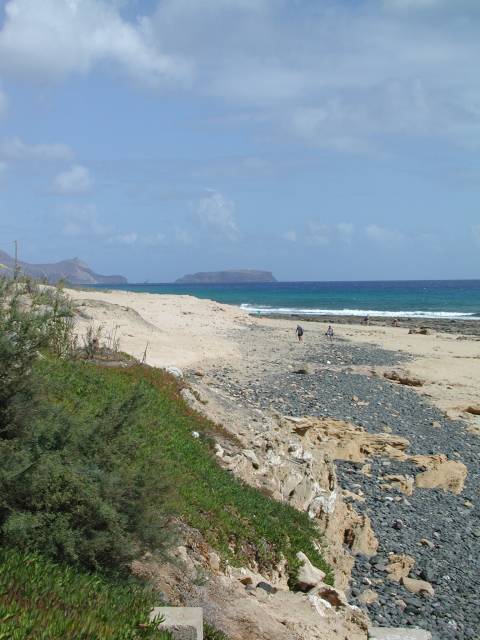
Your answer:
(0, 548), (167, 639)
(0, 277), (332, 638)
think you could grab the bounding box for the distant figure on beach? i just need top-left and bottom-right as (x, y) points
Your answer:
(362, 315), (370, 325)
(392, 318), (399, 327)
(326, 325), (334, 341)
(296, 325), (304, 342)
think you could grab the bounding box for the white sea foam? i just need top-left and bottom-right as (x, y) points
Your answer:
(240, 304), (480, 320)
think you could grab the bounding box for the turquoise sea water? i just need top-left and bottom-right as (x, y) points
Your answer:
(90, 280), (480, 319)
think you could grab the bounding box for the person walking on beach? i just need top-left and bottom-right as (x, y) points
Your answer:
(326, 325), (334, 341)
(296, 325), (304, 342)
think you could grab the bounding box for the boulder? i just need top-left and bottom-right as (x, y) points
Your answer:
(401, 576), (434, 597)
(296, 552), (326, 591)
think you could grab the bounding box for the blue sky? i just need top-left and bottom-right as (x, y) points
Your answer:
(0, 0), (479, 282)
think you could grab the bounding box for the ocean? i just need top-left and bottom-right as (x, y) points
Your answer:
(89, 280), (480, 320)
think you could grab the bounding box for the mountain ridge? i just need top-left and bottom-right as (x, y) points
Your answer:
(0, 251), (127, 285)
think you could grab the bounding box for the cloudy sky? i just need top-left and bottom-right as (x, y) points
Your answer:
(0, 0), (479, 281)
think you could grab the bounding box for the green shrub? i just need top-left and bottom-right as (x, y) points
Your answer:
(0, 276), (332, 588)
(0, 548), (171, 639)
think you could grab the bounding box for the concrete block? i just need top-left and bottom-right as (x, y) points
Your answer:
(150, 607), (203, 640)
(368, 627), (432, 640)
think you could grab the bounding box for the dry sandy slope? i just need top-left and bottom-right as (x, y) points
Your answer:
(68, 288), (252, 368)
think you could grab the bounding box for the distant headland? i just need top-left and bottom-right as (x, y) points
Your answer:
(0, 250), (127, 285)
(175, 269), (277, 284)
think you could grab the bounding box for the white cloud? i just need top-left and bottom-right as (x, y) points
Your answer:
(282, 230), (297, 242)
(0, 0), (189, 86)
(337, 222), (355, 244)
(107, 232), (139, 246)
(150, 0), (480, 151)
(365, 224), (406, 246)
(51, 164), (93, 194)
(306, 222), (330, 246)
(195, 189), (238, 241)
(0, 136), (73, 161)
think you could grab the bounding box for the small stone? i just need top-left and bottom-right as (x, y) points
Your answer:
(256, 581), (277, 594)
(420, 539), (434, 549)
(191, 431), (200, 439)
(359, 589), (378, 605)
(392, 519), (404, 531)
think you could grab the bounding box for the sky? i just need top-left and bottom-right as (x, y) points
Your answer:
(0, 0), (479, 282)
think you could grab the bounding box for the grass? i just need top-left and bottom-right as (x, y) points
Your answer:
(32, 359), (332, 585)
(0, 548), (170, 640)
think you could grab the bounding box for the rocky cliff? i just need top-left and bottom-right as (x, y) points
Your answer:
(0, 251), (127, 285)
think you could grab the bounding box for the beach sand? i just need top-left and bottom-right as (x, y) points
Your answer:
(68, 287), (480, 425)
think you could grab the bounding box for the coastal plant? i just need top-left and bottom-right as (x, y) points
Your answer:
(0, 548), (171, 639)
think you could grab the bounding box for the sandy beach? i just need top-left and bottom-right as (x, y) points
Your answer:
(68, 287), (480, 639)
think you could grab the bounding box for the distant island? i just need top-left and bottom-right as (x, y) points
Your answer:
(0, 251), (127, 285)
(176, 269), (277, 284)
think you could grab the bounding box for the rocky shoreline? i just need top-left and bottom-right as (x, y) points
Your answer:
(205, 329), (480, 640)
(261, 313), (480, 337)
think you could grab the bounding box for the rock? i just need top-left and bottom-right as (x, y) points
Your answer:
(383, 474), (414, 496)
(392, 519), (404, 531)
(430, 421), (441, 429)
(385, 555), (415, 582)
(401, 576), (435, 597)
(191, 431), (200, 439)
(359, 589), (378, 605)
(181, 388), (197, 406)
(383, 371), (424, 387)
(294, 364), (312, 375)
(295, 552), (326, 591)
(150, 607), (203, 640)
(408, 327), (431, 335)
(313, 584), (348, 608)
(193, 369), (205, 377)
(242, 449), (260, 469)
(418, 567), (434, 583)
(208, 551), (221, 572)
(165, 366), (184, 378)
(419, 539), (434, 549)
(465, 405), (480, 415)
(214, 443), (224, 458)
(413, 456), (467, 494)
(368, 627), (432, 639)
(256, 581), (277, 594)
